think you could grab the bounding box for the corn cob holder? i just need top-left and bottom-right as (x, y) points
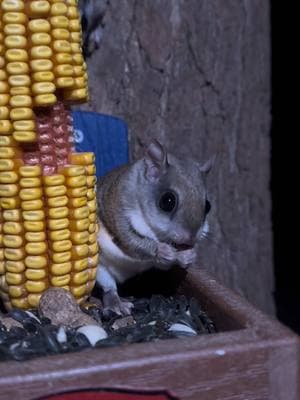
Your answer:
(0, 0), (99, 310)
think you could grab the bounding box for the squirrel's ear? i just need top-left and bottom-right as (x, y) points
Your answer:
(144, 139), (168, 181)
(199, 154), (216, 174)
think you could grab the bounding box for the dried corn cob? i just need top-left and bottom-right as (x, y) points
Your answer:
(0, 0), (99, 310)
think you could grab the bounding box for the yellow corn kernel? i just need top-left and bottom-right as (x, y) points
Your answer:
(19, 165), (41, 177)
(89, 232), (97, 244)
(5, 260), (25, 273)
(3, 12), (27, 25)
(67, 5), (79, 19)
(70, 32), (81, 42)
(3, 235), (23, 248)
(48, 228), (70, 241)
(0, 135), (17, 146)
(87, 175), (97, 188)
(25, 241), (47, 255)
(13, 120), (35, 131)
(55, 52), (72, 64)
(11, 297), (29, 309)
(69, 206), (89, 220)
(25, 231), (46, 242)
(89, 242), (98, 256)
(28, 1), (51, 17)
(52, 28), (69, 41)
(50, 15), (68, 29)
(87, 199), (97, 213)
(27, 293), (42, 307)
(5, 48), (28, 62)
(88, 253), (99, 268)
(34, 93), (57, 106)
(0, 147), (20, 158)
(25, 255), (47, 269)
(73, 258), (88, 271)
(31, 32), (51, 46)
(51, 2), (67, 15)
(9, 94), (32, 108)
(8, 75), (30, 87)
(50, 261), (71, 275)
(0, 184), (19, 197)
(11, 86), (31, 95)
(66, 175), (87, 188)
(47, 206), (68, 219)
(64, 88), (88, 102)
(25, 280), (47, 293)
(74, 76), (86, 89)
(23, 210), (45, 221)
(32, 71), (54, 82)
(68, 196), (87, 208)
(43, 174), (65, 186)
(0, 57), (4, 69)
(85, 164), (96, 175)
(69, 152), (95, 165)
(71, 244), (89, 259)
(0, 120), (13, 134)
(31, 45), (52, 59)
(51, 274), (70, 287)
(56, 77), (74, 88)
(70, 283), (86, 298)
(49, 239), (72, 253)
(50, 251), (71, 263)
(6, 271), (25, 285)
(70, 230), (89, 245)
(4, 247), (25, 261)
(47, 195), (68, 208)
(4, 35), (27, 49)
(0, 106), (9, 119)
(0, 171), (18, 184)
(9, 285), (26, 298)
(21, 199), (43, 211)
(89, 213), (97, 224)
(3, 23), (26, 36)
(14, 131), (37, 143)
(69, 19), (80, 32)
(6, 61), (29, 75)
(3, 221), (23, 235)
(72, 53), (84, 66)
(0, 95), (10, 107)
(25, 268), (47, 280)
(1, 0), (24, 11)
(58, 165), (85, 176)
(44, 184), (67, 197)
(53, 40), (71, 53)
(89, 267), (97, 280)
(69, 218), (89, 231)
(72, 270), (89, 285)
(28, 19), (51, 33)
(10, 107), (34, 120)
(47, 218), (69, 230)
(54, 64), (73, 76)
(88, 223), (96, 234)
(20, 187), (43, 200)
(0, 81), (9, 93)
(3, 209), (22, 221)
(32, 82), (56, 95)
(0, 197), (21, 209)
(24, 220), (45, 232)
(30, 59), (53, 72)
(0, 249), (4, 261)
(20, 177), (42, 188)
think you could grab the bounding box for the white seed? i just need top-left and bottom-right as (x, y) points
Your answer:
(56, 326), (67, 343)
(168, 323), (197, 335)
(77, 325), (108, 346)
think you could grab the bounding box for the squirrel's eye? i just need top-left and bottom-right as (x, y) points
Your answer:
(159, 191), (178, 213)
(205, 199), (211, 215)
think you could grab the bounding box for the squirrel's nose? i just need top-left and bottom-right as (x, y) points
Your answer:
(173, 230), (194, 248)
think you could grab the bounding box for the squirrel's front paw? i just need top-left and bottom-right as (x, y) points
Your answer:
(176, 248), (197, 268)
(157, 242), (177, 264)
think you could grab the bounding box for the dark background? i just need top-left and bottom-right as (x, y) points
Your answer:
(271, 2), (299, 334)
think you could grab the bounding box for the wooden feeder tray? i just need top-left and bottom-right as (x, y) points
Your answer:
(0, 267), (299, 400)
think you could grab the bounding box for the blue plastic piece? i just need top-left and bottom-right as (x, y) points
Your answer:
(72, 111), (129, 178)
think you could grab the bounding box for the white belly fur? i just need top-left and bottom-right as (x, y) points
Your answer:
(97, 224), (154, 283)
